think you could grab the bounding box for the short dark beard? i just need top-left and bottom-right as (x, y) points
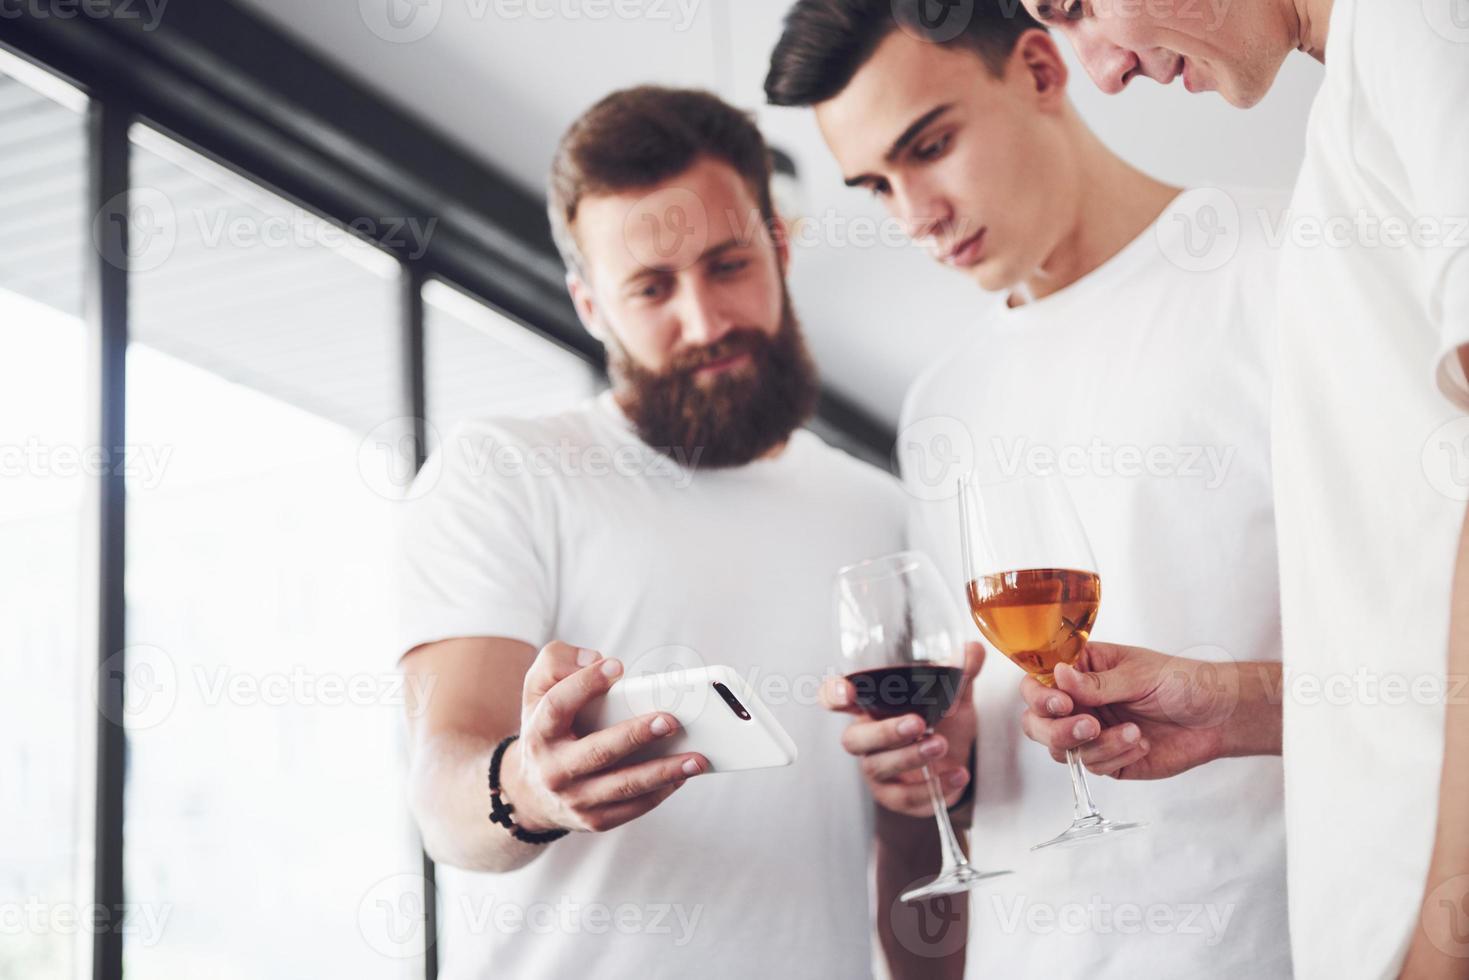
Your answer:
(609, 295), (819, 469)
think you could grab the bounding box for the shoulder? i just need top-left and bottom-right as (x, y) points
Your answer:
(794, 428), (906, 507)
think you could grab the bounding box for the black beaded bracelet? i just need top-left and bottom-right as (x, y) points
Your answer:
(488, 734), (568, 846)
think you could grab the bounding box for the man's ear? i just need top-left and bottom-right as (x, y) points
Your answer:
(1013, 29), (1070, 109)
(567, 271), (609, 344)
(770, 214), (793, 277)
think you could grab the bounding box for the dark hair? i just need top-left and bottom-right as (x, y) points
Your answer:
(547, 85), (777, 274)
(765, 0), (1043, 107)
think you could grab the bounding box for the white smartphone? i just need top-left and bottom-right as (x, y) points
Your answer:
(573, 665), (798, 773)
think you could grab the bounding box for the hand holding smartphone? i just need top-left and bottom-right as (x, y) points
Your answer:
(575, 665), (797, 773)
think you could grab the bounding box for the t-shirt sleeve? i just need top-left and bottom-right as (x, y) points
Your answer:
(1361, 5), (1469, 409)
(393, 421), (556, 662)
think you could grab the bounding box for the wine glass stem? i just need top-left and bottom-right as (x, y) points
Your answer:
(921, 759), (969, 873)
(1065, 748), (1102, 821)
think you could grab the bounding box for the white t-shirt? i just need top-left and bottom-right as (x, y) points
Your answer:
(1273, 0), (1469, 974)
(901, 188), (1291, 978)
(396, 393), (907, 980)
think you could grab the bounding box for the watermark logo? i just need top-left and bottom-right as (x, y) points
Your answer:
(623, 186), (709, 273)
(1157, 187), (1241, 273)
(896, 416), (975, 501)
(359, 873), (436, 958)
(622, 644), (712, 722)
(1423, 417), (1469, 501)
(1154, 645), (1240, 730)
(94, 644), (178, 731)
(894, 0), (976, 43)
(93, 187), (177, 274)
(1421, 874), (1469, 957)
(359, 0), (443, 42)
(0, 0), (170, 31)
(359, 417), (443, 501)
(888, 885), (969, 958)
(1423, 0), (1469, 42)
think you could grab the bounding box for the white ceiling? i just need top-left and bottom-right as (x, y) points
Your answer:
(236, 0), (1324, 426)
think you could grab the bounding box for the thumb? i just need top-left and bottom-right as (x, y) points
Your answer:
(1053, 649), (1149, 709)
(522, 641), (601, 708)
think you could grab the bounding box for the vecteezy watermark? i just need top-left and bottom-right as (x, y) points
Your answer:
(1421, 874), (1469, 958)
(95, 644), (178, 731)
(992, 436), (1238, 489)
(358, 0), (703, 43)
(0, 439), (173, 489)
(0, 900), (172, 946)
(1266, 666), (1469, 709)
(1259, 208), (1469, 252)
(895, 416), (976, 501)
(888, 886), (969, 958)
(1422, 0), (1469, 43)
(892, 0), (978, 43)
(1423, 416), (1469, 501)
(987, 895), (1236, 945)
(448, 894), (704, 946)
(92, 186), (438, 273)
(358, 417), (442, 502)
(359, 874), (436, 959)
(0, 0), (169, 31)
(1156, 187), (1243, 273)
(1154, 645), (1242, 730)
(623, 185), (710, 273)
(94, 645), (438, 730)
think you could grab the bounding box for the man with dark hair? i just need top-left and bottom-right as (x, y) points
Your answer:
(394, 85), (979, 979)
(768, 2), (1290, 976)
(996, 0), (1469, 976)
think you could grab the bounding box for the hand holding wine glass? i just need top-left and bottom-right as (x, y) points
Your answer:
(1018, 641), (1282, 780)
(957, 471), (1145, 849)
(820, 640), (985, 817)
(834, 551), (1011, 902)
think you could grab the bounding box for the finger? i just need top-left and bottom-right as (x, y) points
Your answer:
(563, 752), (707, 811)
(1019, 674), (1075, 718)
(522, 641), (603, 709)
(555, 711), (681, 780)
(1073, 723), (1144, 769)
(820, 675), (863, 714)
(532, 657), (624, 740)
(1081, 738), (1151, 778)
(860, 734), (949, 782)
(874, 767), (970, 816)
(840, 713), (927, 756)
(575, 780), (685, 833)
(1019, 709), (1100, 753)
(1054, 647), (1152, 709)
(956, 642), (986, 700)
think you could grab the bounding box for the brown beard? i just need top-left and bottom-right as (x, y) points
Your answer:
(609, 294), (819, 469)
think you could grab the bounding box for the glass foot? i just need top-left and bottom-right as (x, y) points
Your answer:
(900, 864), (1012, 903)
(1031, 814), (1146, 851)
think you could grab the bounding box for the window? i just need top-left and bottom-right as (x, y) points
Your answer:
(0, 57), (92, 980)
(423, 279), (597, 434)
(121, 126), (422, 979)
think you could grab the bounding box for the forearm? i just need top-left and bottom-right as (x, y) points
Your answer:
(874, 805), (967, 980)
(407, 730), (544, 874)
(1217, 661), (1284, 760)
(1401, 507), (1469, 979)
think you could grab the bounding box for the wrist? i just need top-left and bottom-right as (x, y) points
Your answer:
(1215, 662), (1284, 760)
(494, 738), (559, 835)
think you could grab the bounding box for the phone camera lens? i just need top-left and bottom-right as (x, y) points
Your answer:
(712, 681), (751, 721)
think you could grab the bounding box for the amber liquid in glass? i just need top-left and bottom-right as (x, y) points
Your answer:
(966, 568), (1100, 686)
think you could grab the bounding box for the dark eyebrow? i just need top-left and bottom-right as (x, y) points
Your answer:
(842, 104), (955, 188)
(621, 237), (746, 286)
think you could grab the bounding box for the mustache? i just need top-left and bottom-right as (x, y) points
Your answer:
(666, 329), (769, 376)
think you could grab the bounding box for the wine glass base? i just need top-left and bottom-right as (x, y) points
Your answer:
(900, 864), (1012, 903)
(1031, 814), (1147, 851)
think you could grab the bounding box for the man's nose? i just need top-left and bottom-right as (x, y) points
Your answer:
(676, 277), (732, 347)
(1072, 33), (1142, 94)
(893, 181), (953, 244)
